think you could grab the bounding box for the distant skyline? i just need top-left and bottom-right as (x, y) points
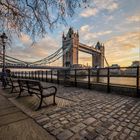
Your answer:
(6, 0), (140, 67)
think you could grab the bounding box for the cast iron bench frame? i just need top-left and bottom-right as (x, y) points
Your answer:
(18, 79), (57, 110)
(5, 77), (19, 93)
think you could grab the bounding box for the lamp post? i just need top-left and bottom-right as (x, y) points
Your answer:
(0, 33), (8, 87)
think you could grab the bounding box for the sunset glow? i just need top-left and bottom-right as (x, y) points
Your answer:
(7, 0), (140, 67)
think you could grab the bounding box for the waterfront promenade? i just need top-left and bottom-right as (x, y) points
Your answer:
(0, 82), (140, 140)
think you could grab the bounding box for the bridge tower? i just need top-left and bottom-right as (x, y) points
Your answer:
(93, 41), (104, 67)
(62, 27), (79, 67)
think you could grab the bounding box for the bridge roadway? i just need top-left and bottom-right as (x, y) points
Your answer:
(0, 65), (69, 69)
(0, 81), (140, 140)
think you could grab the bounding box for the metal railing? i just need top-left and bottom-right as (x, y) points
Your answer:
(10, 66), (140, 96)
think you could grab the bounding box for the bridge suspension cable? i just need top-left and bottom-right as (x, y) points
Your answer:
(0, 44), (71, 66)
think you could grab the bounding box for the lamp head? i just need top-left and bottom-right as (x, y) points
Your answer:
(0, 32), (8, 44)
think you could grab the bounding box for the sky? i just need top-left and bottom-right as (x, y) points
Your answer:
(6, 0), (140, 67)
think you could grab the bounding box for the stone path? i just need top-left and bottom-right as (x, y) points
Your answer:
(0, 88), (56, 140)
(1, 82), (140, 140)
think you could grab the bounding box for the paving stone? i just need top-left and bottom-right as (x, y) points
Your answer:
(82, 114), (90, 119)
(116, 126), (123, 132)
(84, 131), (98, 140)
(70, 123), (86, 133)
(54, 123), (61, 128)
(130, 131), (137, 137)
(119, 134), (127, 140)
(49, 114), (59, 118)
(121, 122), (127, 127)
(36, 117), (50, 124)
(83, 117), (96, 125)
(47, 126), (55, 132)
(127, 136), (134, 140)
(95, 126), (105, 134)
(61, 120), (69, 124)
(51, 128), (64, 136)
(101, 118), (107, 122)
(57, 129), (73, 140)
(131, 119), (138, 124)
(75, 118), (83, 123)
(80, 130), (88, 137)
(94, 114), (103, 119)
(94, 135), (105, 140)
(108, 131), (118, 140)
(59, 117), (66, 121)
(124, 128), (131, 134)
(70, 133), (84, 140)
(86, 126), (94, 132)
(134, 126), (140, 132)
(102, 129), (110, 136)
(43, 122), (52, 129)
(127, 123), (135, 129)
(52, 120), (59, 124)
(108, 124), (116, 130)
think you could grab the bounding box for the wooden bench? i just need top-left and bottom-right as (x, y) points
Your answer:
(18, 79), (57, 110)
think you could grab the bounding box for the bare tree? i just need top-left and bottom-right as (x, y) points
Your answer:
(0, 0), (89, 40)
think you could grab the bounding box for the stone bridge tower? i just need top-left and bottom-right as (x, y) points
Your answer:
(62, 28), (105, 68)
(62, 27), (79, 67)
(93, 41), (104, 67)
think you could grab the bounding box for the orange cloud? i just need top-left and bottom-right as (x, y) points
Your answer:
(105, 31), (140, 66)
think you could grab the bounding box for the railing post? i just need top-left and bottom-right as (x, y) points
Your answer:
(32, 71), (34, 79)
(51, 70), (53, 82)
(23, 71), (24, 78)
(136, 66), (139, 96)
(42, 71), (44, 81)
(107, 67), (110, 93)
(18, 71), (19, 78)
(57, 70), (59, 84)
(97, 68), (99, 83)
(19, 71), (20, 78)
(46, 70), (48, 82)
(38, 71), (39, 80)
(75, 69), (77, 87)
(88, 69), (91, 89)
(25, 71), (27, 79)
(29, 71), (31, 79)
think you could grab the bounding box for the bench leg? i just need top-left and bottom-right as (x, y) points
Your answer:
(53, 94), (57, 105)
(37, 96), (43, 110)
(11, 87), (14, 93)
(17, 89), (22, 98)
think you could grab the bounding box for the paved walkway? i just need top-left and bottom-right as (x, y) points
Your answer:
(1, 82), (140, 140)
(0, 88), (56, 140)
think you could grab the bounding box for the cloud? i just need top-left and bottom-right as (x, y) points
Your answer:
(105, 31), (140, 66)
(80, 8), (98, 17)
(80, 0), (118, 17)
(127, 15), (140, 23)
(93, 0), (118, 11)
(80, 25), (91, 32)
(79, 25), (112, 44)
(7, 34), (60, 62)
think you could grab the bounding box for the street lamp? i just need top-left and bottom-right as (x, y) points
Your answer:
(0, 33), (8, 87)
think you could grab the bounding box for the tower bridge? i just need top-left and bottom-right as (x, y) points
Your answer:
(62, 27), (104, 67)
(0, 27), (106, 68)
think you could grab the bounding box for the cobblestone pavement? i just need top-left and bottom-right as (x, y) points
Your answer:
(32, 83), (140, 140)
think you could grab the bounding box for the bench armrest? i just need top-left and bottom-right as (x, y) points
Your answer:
(42, 86), (57, 94)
